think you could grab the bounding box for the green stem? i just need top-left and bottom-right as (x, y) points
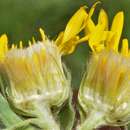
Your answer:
(77, 110), (105, 130)
(33, 101), (60, 130)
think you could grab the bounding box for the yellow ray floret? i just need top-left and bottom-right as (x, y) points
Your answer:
(62, 6), (87, 44)
(121, 38), (129, 56)
(84, 8), (125, 55)
(85, 7), (108, 34)
(39, 28), (46, 41)
(19, 41), (23, 49)
(84, 9), (109, 52)
(0, 34), (8, 60)
(110, 12), (124, 51)
(98, 9), (108, 31)
(56, 2), (99, 55)
(55, 6), (88, 55)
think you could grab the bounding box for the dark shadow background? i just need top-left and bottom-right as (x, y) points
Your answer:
(0, 0), (130, 88)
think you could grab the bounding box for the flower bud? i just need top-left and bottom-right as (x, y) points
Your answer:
(0, 39), (70, 130)
(2, 40), (70, 110)
(79, 50), (130, 127)
(77, 4), (130, 130)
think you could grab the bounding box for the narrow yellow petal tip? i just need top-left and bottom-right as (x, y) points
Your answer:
(98, 9), (108, 30)
(11, 44), (15, 49)
(0, 34), (8, 44)
(111, 11), (124, 51)
(118, 11), (124, 16)
(62, 6), (88, 43)
(121, 38), (129, 56)
(32, 36), (36, 44)
(28, 41), (32, 47)
(19, 41), (23, 49)
(55, 32), (64, 46)
(39, 28), (46, 41)
(0, 34), (8, 60)
(88, 1), (101, 18)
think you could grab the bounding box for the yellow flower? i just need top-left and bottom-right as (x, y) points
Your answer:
(55, 2), (100, 55)
(0, 31), (71, 129)
(78, 5), (130, 130)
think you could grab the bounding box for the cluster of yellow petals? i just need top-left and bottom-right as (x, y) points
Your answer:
(0, 28), (46, 62)
(0, 2), (99, 58)
(0, 2), (129, 60)
(55, 2), (101, 55)
(85, 6), (129, 57)
(0, 3), (90, 58)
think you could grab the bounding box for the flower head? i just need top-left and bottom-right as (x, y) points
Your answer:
(0, 32), (71, 130)
(0, 32), (72, 112)
(78, 4), (130, 130)
(79, 50), (130, 125)
(4, 41), (70, 106)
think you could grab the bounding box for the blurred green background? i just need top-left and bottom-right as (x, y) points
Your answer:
(0, 0), (130, 88)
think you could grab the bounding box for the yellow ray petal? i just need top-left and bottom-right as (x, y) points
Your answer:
(39, 28), (46, 41)
(28, 41), (32, 47)
(59, 36), (79, 55)
(0, 34), (8, 60)
(11, 44), (15, 49)
(32, 36), (36, 44)
(98, 9), (108, 30)
(106, 33), (116, 50)
(62, 6), (88, 43)
(55, 32), (64, 46)
(88, 1), (101, 18)
(84, 1), (100, 34)
(88, 24), (107, 51)
(84, 19), (95, 34)
(19, 41), (23, 49)
(94, 44), (105, 52)
(57, 3), (100, 55)
(76, 35), (89, 44)
(110, 12), (124, 51)
(121, 39), (129, 56)
(105, 31), (115, 45)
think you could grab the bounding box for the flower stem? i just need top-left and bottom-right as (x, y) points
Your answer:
(33, 101), (60, 130)
(77, 110), (105, 130)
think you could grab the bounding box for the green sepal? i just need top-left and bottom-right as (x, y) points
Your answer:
(0, 94), (38, 130)
(0, 93), (22, 128)
(0, 68), (36, 118)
